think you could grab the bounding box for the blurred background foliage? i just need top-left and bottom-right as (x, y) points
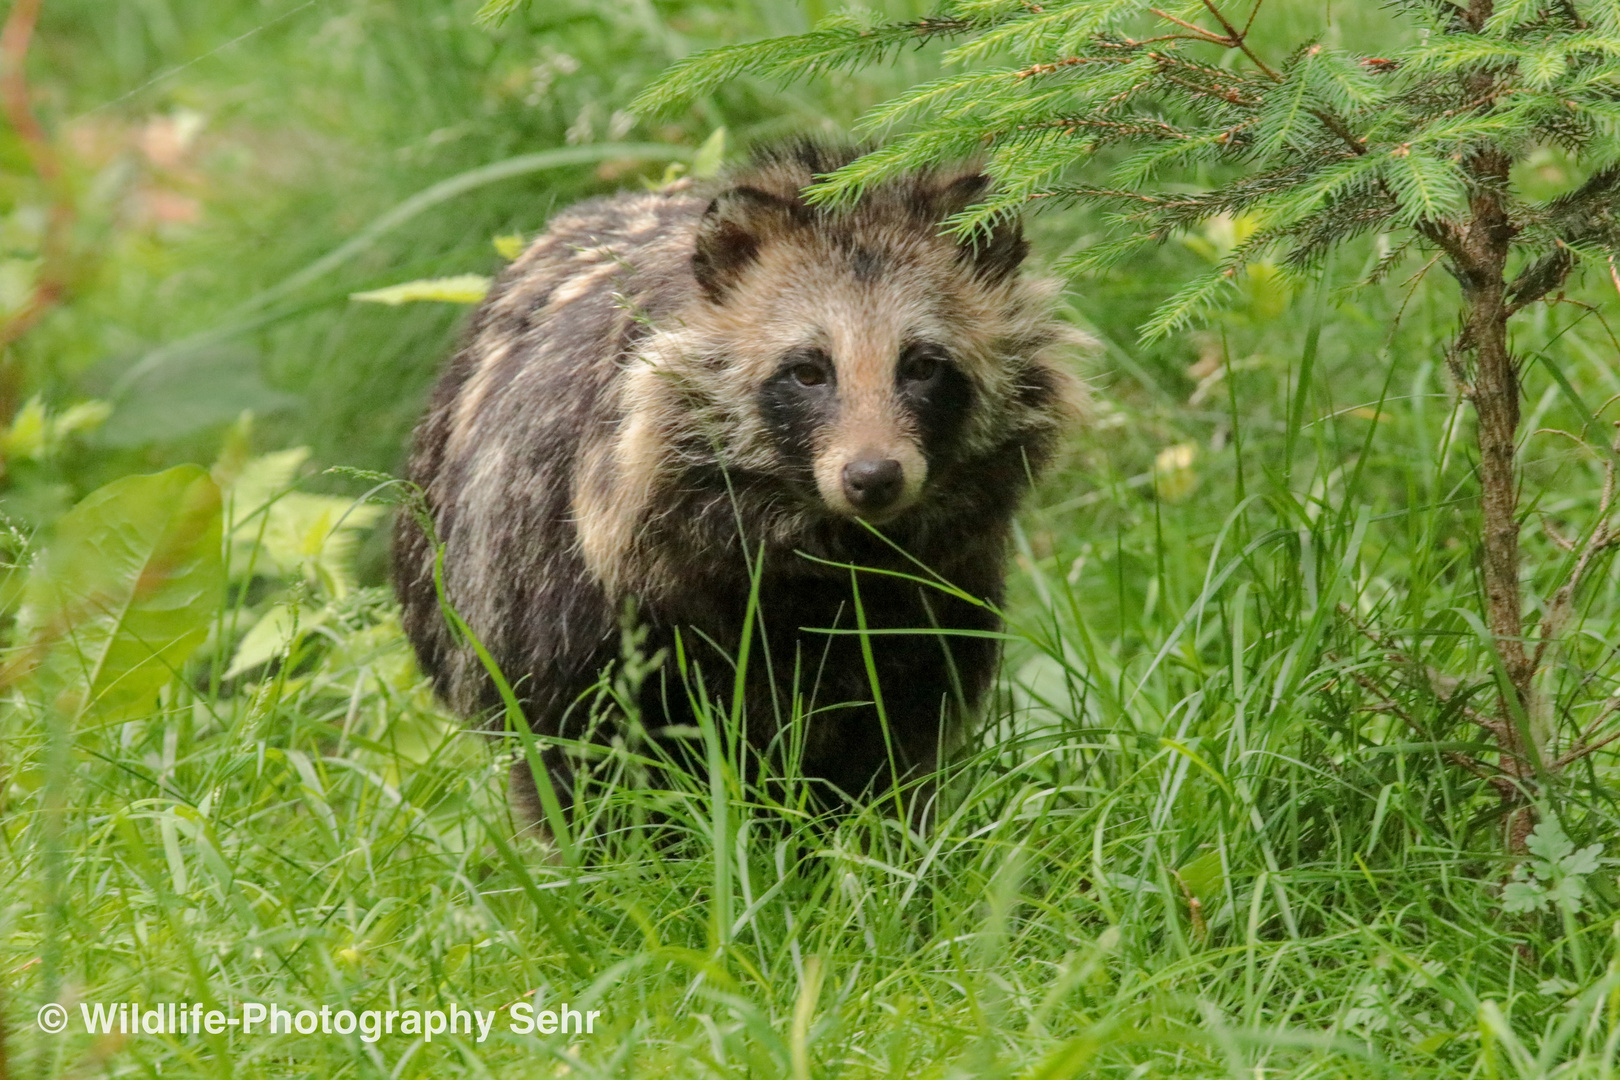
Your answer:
(5, 1), (1620, 1075)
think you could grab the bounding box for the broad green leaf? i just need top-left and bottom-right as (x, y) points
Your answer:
(221, 447), (384, 597)
(225, 447), (311, 537)
(492, 233), (526, 260)
(17, 465), (224, 722)
(691, 126), (727, 178)
(225, 603), (314, 679)
(100, 345), (295, 448)
(1525, 815), (1575, 866)
(1, 397), (48, 458)
(255, 493), (384, 597)
(1, 396), (112, 460)
(1176, 848), (1226, 902)
(1499, 880), (1546, 913)
(1560, 842), (1603, 878)
(350, 274), (491, 306)
(1545, 877), (1587, 911)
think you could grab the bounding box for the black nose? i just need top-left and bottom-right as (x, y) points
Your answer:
(841, 458), (904, 513)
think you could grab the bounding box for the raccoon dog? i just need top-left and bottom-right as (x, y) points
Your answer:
(393, 142), (1080, 830)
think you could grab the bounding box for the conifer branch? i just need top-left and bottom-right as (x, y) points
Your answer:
(1198, 0), (1283, 80)
(1149, 9), (1233, 47)
(636, 0), (1620, 851)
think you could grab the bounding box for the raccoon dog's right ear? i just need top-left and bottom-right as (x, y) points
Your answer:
(937, 173), (1028, 285)
(693, 186), (799, 301)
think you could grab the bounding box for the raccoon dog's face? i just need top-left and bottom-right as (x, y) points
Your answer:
(690, 166), (1032, 523)
(752, 335), (966, 520)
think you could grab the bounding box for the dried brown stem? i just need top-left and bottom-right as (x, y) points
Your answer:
(1550, 727), (1620, 769)
(1329, 645), (1512, 794)
(1543, 297), (1620, 367)
(1117, 33), (1229, 47)
(1332, 613), (1514, 746)
(1532, 442), (1620, 673)
(1448, 752), (1519, 799)
(1, 0), (51, 181)
(1172, 869), (1208, 940)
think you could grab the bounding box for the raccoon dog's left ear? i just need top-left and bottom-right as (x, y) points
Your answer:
(693, 186), (800, 301)
(939, 173), (1028, 285)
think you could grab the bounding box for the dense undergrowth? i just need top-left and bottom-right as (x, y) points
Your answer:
(3, 1), (1619, 1077)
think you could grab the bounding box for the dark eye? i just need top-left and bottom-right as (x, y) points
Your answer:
(792, 363), (827, 387)
(899, 347), (945, 384)
(784, 349), (832, 387)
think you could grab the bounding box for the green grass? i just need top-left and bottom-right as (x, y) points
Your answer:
(4, 1), (1620, 1077)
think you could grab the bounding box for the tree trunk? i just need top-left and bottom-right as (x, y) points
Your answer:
(1457, 146), (1538, 852)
